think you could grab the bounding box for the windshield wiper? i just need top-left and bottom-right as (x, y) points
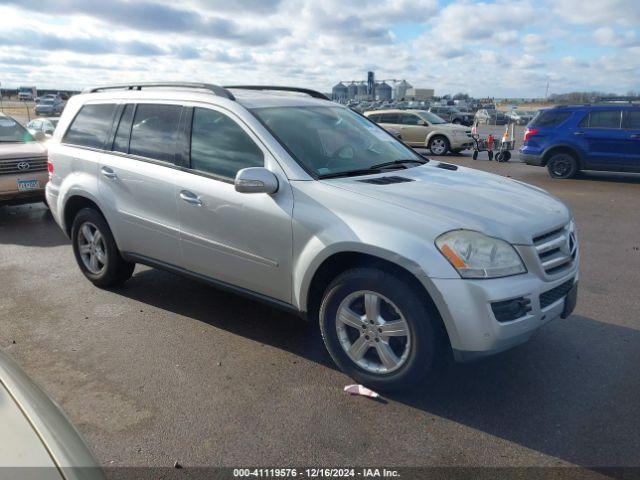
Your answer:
(318, 168), (384, 179)
(369, 158), (428, 170)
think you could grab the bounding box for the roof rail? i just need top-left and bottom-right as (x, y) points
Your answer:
(83, 82), (236, 101)
(224, 85), (330, 100)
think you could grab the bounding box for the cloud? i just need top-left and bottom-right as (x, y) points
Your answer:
(0, 29), (165, 56)
(594, 27), (639, 47)
(551, 0), (640, 27)
(0, 0), (288, 45)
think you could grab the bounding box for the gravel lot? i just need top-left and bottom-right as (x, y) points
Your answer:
(1, 148), (639, 476)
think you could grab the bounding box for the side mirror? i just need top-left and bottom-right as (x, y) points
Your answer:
(234, 167), (279, 194)
(420, 120), (428, 126)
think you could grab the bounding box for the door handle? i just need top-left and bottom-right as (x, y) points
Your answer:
(179, 190), (203, 206)
(100, 166), (117, 179)
(573, 131), (585, 136)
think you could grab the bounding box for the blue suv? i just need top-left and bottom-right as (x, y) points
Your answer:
(520, 104), (640, 178)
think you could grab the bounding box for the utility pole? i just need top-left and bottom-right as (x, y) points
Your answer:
(545, 81), (549, 100)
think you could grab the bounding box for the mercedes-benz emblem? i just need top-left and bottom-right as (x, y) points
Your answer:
(17, 161), (31, 171)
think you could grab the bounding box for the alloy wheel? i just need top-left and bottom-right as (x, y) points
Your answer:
(430, 138), (447, 155)
(336, 290), (411, 374)
(77, 221), (108, 275)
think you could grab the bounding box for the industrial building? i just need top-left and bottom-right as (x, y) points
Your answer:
(331, 73), (431, 102)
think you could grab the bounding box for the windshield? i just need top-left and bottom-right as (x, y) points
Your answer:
(416, 111), (446, 124)
(0, 117), (34, 142)
(41, 99), (54, 105)
(252, 106), (424, 178)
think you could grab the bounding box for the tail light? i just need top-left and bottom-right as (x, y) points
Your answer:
(47, 157), (53, 176)
(523, 128), (539, 142)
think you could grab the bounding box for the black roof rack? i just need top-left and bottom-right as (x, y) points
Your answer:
(224, 85), (330, 101)
(83, 82), (236, 101)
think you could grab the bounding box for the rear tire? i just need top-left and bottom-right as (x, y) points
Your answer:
(319, 268), (442, 392)
(547, 152), (579, 179)
(71, 208), (135, 288)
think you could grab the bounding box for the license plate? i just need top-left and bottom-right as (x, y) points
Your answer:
(17, 179), (40, 191)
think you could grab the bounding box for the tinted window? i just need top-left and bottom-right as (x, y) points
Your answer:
(623, 111), (640, 129)
(380, 113), (398, 124)
(63, 104), (116, 148)
(368, 114), (381, 122)
(400, 114), (421, 125)
(129, 104), (181, 162)
(190, 108), (263, 180)
(587, 110), (621, 129)
(530, 110), (571, 128)
(113, 104), (135, 153)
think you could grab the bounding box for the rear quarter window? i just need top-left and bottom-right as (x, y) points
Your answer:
(63, 104), (117, 149)
(530, 110), (572, 128)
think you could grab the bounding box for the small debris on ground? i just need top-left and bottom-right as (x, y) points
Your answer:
(174, 461), (183, 469)
(344, 384), (380, 399)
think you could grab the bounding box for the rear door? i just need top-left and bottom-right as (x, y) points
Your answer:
(99, 102), (182, 266)
(577, 109), (626, 168)
(173, 105), (294, 303)
(621, 110), (640, 169)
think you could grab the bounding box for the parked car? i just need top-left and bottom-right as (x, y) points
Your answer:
(428, 106), (473, 126)
(47, 83), (578, 391)
(0, 350), (104, 477)
(365, 109), (473, 155)
(520, 104), (640, 178)
(0, 113), (48, 206)
(475, 108), (508, 125)
(18, 85), (37, 101)
(509, 109), (537, 125)
(35, 97), (65, 116)
(27, 117), (60, 139)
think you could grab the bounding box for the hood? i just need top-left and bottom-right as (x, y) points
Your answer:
(0, 142), (46, 159)
(433, 123), (469, 132)
(322, 162), (570, 245)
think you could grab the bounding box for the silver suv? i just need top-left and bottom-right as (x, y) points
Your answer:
(47, 83), (579, 391)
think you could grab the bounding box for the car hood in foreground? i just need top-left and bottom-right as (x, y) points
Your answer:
(322, 162), (570, 245)
(0, 142), (46, 159)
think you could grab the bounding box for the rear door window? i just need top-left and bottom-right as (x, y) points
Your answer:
(112, 104), (135, 153)
(63, 103), (116, 149)
(380, 113), (399, 124)
(530, 110), (572, 128)
(367, 114), (381, 123)
(585, 110), (622, 129)
(622, 111), (640, 129)
(129, 104), (182, 162)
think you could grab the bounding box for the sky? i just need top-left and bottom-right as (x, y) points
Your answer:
(0, 0), (638, 97)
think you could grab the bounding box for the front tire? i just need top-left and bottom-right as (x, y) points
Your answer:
(428, 136), (450, 155)
(547, 152), (579, 179)
(319, 268), (441, 392)
(71, 208), (135, 288)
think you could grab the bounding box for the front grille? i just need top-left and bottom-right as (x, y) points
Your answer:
(532, 223), (577, 276)
(0, 157), (48, 175)
(540, 278), (575, 309)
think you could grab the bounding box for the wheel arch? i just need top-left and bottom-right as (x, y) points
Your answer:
(425, 131), (451, 147)
(541, 144), (584, 168)
(302, 250), (451, 353)
(62, 194), (105, 236)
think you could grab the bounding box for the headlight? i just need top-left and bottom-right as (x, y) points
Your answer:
(435, 230), (526, 279)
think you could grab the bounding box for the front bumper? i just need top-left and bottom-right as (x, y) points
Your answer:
(429, 266), (579, 362)
(0, 171), (48, 205)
